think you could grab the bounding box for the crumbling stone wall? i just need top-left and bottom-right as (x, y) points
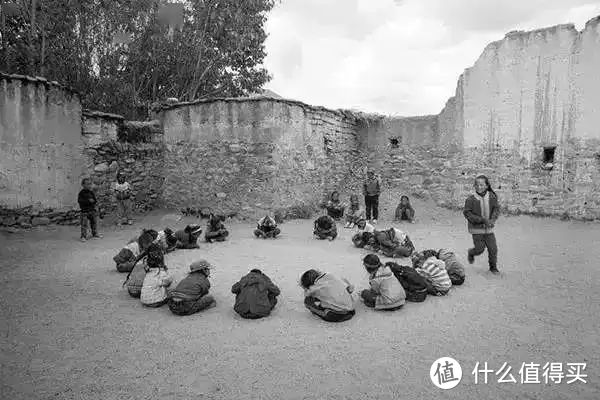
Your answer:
(82, 114), (164, 217)
(0, 73), (165, 228)
(370, 16), (600, 221)
(2, 17), (599, 226)
(158, 98), (367, 220)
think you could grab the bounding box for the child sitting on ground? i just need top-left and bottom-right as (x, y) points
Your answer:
(78, 177), (102, 242)
(411, 249), (440, 269)
(113, 238), (140, 273)
(140, 243), (172, 307)
(156, 228), (177, 252)
(173, 225), (202, 249)
(123, 241), (162, 298)
(345, 194), (365, 228)
(168, 260), (216, 316)
(254, 215), (281, 239)
(300, 269), (356, 322)
(313, 214), (337, 241)
(351, 218), (375, 248)
(413, 254), (452, 296)
(437, 248), (466, 285)
(324, 191), (346, 220)
(123, 263), (147, 298)
(232, 269), (281, 319)
(373, 227), (415, 257)
(360, 254), (406, 311)
(113, 172), (134, 226)
(205, 214), (229, 242)
(385, 261), (428, 302)
(394, 195), (415, 223)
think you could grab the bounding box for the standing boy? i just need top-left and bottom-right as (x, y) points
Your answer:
(78, 178), (102, 242)
(363, 170), (381, 224)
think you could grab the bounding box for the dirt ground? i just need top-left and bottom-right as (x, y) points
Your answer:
(1, 198), (599, 400)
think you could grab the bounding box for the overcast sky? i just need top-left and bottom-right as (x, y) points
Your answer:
(263, 0), (600, 116)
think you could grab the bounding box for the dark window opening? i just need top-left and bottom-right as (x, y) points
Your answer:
(543, 146), (556, 163)
(389, 137), (400, 148)
(323, 137), (333, 155)
(542, 146), (556, 170)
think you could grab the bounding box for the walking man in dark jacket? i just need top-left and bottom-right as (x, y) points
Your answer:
(231, 269), (280, 319)
(363, 170), (381, 224)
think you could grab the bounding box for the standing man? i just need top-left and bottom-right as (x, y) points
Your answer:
(363, 169), (381, 224)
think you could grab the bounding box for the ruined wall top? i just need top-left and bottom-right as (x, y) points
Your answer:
(0, 71), (79, 97)
(154, 95), (387, 125)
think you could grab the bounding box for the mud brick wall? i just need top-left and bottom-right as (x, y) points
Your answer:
(0, 73), (83, 211)
(158, 98), (367, 220)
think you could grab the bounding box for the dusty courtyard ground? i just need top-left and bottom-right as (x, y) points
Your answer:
(1, 198), (599, 400)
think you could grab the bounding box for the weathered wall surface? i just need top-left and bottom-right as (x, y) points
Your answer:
(0, 73), (165, 228)
(159, 98), (366, 219)
(2, 16), (599, 226)
(371, 16), (600, 221)
(0, 73), (83, 213)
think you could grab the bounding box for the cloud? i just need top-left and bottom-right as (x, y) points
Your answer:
(264, 0), (600, 115)
(411, 0), (600, 32)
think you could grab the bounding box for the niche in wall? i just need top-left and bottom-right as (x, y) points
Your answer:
(389, 137), (401, 148)
(541, 146), (556, 170)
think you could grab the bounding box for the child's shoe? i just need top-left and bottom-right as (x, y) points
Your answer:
(467, 252), (474, 264)
(80, 237), (87, 242)
(93, 233), (103, 239)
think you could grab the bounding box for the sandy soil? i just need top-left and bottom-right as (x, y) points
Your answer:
(1, 198), (599, 400)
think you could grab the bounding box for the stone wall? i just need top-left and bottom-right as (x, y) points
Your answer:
(0, 72), (165, 228)
(158, 98), (368, 219)
(371, 16), (600, 221)
(82, 113), (165, 217)
(2, 16), (599, 226)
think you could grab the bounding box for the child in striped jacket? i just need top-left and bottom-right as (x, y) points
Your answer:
(415, 256), (452, 296)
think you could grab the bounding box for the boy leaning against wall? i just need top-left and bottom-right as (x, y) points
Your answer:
(78, 177), (103, 242)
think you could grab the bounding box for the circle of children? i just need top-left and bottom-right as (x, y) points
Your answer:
(105, 172), (499, 322)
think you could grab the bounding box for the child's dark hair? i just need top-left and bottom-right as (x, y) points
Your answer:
(300, 269), (321, 289)
(138, 229), (159, 252)
(400, 195), (410, 203)
(250, 268), (262, 274)
(475, 175), (496, 197)
(81, 177), (91, 185)
(146, 243), (165, 269)
(362, 231), (374, 243)
(363, 254), (381, 273)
